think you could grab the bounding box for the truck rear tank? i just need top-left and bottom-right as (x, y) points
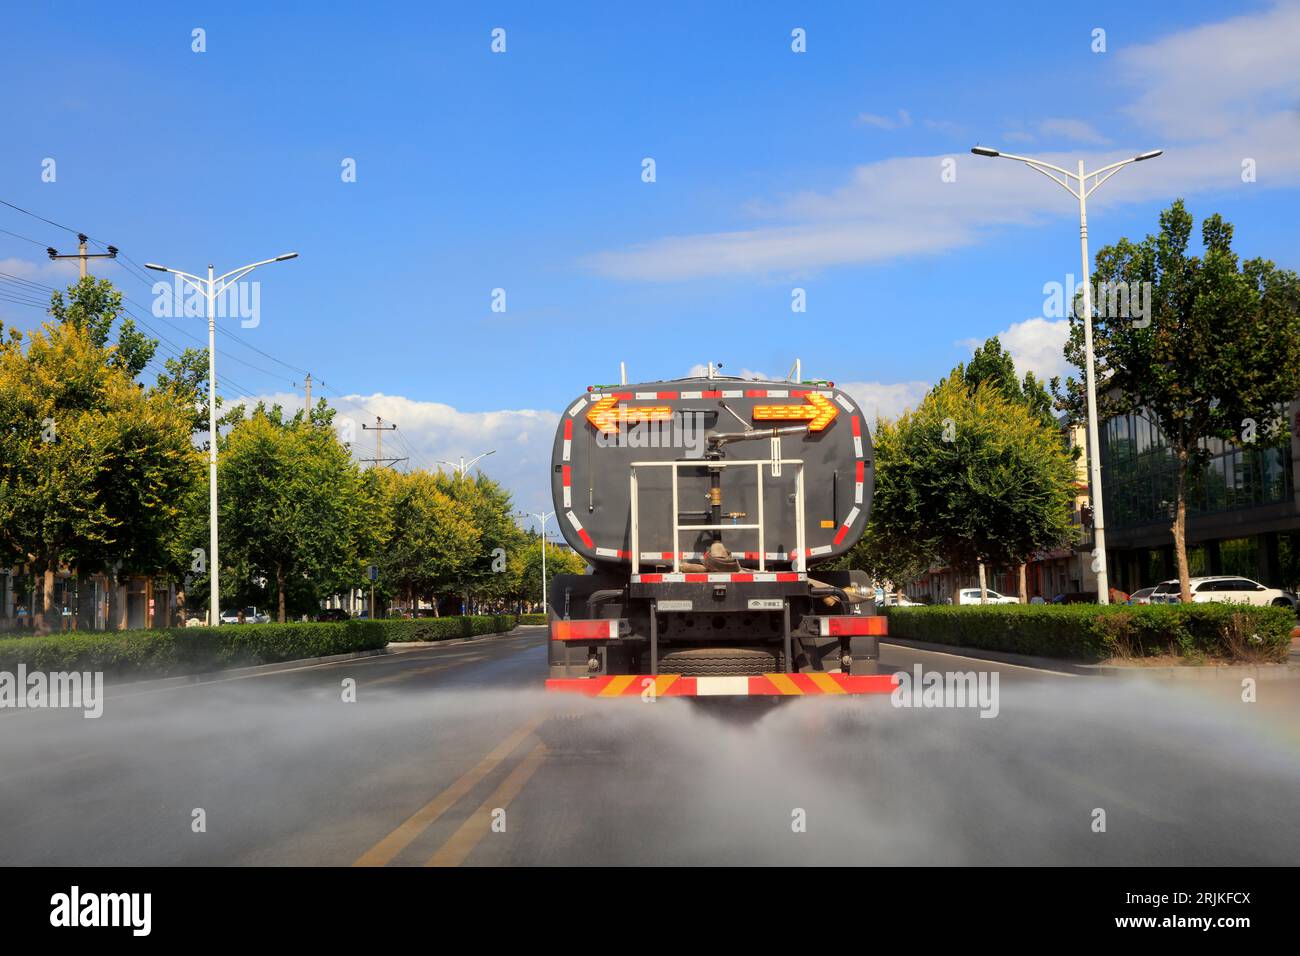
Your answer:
(544, 372), (891, 698)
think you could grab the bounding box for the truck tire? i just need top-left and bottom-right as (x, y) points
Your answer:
(657, 646), (784, 676)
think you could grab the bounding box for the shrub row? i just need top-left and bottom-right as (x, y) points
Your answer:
(884, 603), (1294, 664)
(0, 613), (544, 677)
(0, 619), (389, 679)
(374, 614), (527, 643)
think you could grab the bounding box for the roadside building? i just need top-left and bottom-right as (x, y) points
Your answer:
(1098, 400), (1300, 592)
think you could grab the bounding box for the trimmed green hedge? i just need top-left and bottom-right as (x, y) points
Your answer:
(373, 614), (523, 643)
(0, 613), (546, 678)
(884, 603), (1294, 664)
(0, 620), (389, 679)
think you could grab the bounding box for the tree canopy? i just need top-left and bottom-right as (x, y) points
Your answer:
(1056, 200), (1300, 601)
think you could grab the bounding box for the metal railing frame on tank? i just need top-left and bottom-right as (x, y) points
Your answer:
(629, 459), (806, 574)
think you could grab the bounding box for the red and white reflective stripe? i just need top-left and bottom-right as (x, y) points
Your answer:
(816, 615), (889, 637)
(624, 390), (679, 400)
(807, 545), (833, 557)
(551, 619), (618, 641)
(832, 505), (861, 546)
(836, 394), (856, 412)
(595, 547), (631, 559)
(567, 397), (588, 417)
(854, 460), (865, 504)
(545, 673), (898, 697)
(632, 572), (806, 583)
(561, 418), (573, 463)
(561, 463), (572, 508)
(851, 414), (864, 459)
(566, 510), (594, 549)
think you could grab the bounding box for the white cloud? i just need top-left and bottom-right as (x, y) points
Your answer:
(1118, 1), (1300, 140)
(958, 317), (1071, 384)
(856, 109), (912, 130)
(1038, 118), (1109, 145)
(583, 4), (1300, 282)
(241, 390), (560, 517)
(839, 380), (931, 424)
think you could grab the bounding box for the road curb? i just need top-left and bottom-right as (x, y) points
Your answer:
(879, 637), (1298, 680)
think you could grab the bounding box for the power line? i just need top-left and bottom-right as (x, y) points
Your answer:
(0, 197), (82, 236)
(0, 225), (49, 249)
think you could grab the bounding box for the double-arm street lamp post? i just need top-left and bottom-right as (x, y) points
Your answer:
(437, 449), (496, 477)
(969, 146), (1162, 604)
(143, 253), (298, 626)
(516, 511), (555, 615)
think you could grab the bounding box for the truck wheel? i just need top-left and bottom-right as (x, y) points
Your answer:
(657, 646), (784, 676)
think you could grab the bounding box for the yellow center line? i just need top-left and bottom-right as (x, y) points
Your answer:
(425, 738), (548, 868)
(352, 716), (541, 867)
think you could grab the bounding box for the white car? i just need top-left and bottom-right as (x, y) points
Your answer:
(1147, 576), (1297, 608)
(956, 588), (1020, 605)
(219, 606), (271, 624)
(1128, 586), (1156, 605)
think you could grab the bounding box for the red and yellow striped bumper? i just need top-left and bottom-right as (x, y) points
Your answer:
(545, 673), (898, 697)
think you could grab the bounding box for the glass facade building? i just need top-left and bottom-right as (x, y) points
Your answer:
(1099, 404), (1300, 591)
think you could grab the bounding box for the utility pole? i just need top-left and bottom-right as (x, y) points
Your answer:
(47, 233), (117, 279)
(361, 416), (406, 469)
(303, 373), (312, 415)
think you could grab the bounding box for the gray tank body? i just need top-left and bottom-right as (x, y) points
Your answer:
(550, 376), (874, 569)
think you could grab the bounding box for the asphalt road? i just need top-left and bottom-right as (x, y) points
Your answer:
(2, 626), (1298, 866)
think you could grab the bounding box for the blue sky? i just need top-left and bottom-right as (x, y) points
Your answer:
(2, 1), (1297, 516)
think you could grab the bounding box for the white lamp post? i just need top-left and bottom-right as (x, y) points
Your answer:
(517, 511), (555, 615)
(970, 146), (1162, 604)
(438, 449), (496, 477)
(144, 253), (298, 626)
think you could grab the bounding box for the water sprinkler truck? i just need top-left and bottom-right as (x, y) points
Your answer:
(544, 367), (892, 699)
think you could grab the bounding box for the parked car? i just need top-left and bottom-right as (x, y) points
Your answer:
(1147, 576), (1298, 608)
(1051, 591), (1098, 604)
(316, 608), (351, 622)
(956, 587), (1019, 605)
(219, 606), (271, 624)
(1128, 586), (1156, 605)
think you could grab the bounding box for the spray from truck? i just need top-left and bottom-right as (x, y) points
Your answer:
(543, 363), (892, 699)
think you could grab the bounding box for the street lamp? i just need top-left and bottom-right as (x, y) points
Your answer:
(969, 146), (1162, 604)
(437, 449), (496, 477)
(516, 511), (555, 616)
(144, 253), (298, 626)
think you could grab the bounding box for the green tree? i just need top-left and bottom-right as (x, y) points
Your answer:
(0, 315), (199, 632)
(218, 405), (367, 622)
(962, 335), (1058, 430)
(514, 537), (587, 613)
(435, 471), (520, 611)
(875, 373), (1077, 605)
(1056, 201), (1300, 602)
(960, 335), (1067, 597)
(377, 470), (480, 614)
